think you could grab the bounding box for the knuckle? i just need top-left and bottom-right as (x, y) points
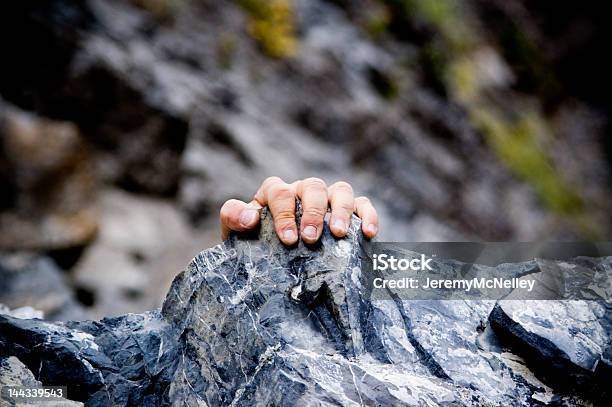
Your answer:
(263, 176), (283, 185)
(355, 196), (371, 205)
(303, 206), (327, 219)
(225, 198), (241, 206)
(274, 209), (296, 222)
(303, 177), (327, 190)
(332, 181), (353, 194)
(262, 176), (284, 190)
(269, 184), (294, 202)
(220, 199), (240, 212)
(274, 216), (296, 231)
(336, 202), (354, 213)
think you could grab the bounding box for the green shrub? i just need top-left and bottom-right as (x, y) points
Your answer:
(238, 0), (298, 58)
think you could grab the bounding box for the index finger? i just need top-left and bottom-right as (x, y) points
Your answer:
(328, 181), (354, 237)
(254, 177), (299, 245)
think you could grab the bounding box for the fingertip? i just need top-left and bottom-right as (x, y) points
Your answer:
(298, 177), (328, 243)
(281, 228), (298, 245)
(330, 217), (348, 237)
(363, 222), (378, 239)
(354, 196), (378, 239)
(239, 207), (260, 228)
(328, 181), (354, 238)
(220, 199), (241, 226)
(220, 199), (259, 239)
(301, 224), (319, 244)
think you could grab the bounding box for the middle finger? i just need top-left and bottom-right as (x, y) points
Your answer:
(296, 177), (328, 243)
(328, 181), (354, 237)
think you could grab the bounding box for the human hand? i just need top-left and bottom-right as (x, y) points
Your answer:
(220, 177), (378, 244)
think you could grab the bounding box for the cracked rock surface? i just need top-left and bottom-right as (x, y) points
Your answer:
(0, 209), (610, 406)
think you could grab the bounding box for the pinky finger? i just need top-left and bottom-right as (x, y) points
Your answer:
(354, 196), (378, 239)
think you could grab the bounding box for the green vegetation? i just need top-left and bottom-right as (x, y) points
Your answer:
(380, 0), (475, 50)
(473, 110), (583, 214)
(377, 0), (597, 236)
(401, 0), (475, 51)
(365, 12), (391, 39)
(238, 0), (298, 58)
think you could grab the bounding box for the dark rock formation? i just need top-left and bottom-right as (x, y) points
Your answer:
(490, 300), (611, 402)
(0, 209), (608, 406)
(0, 253), (87, 321)
(0, 100), (97, 250)
(0, 1), (188, 198)
(0, 356), (82, 406)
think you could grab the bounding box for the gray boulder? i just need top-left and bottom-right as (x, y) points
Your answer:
(0, 253), (87, 321)
(0, 208), (607, 406)
(0, 356), (83, 406)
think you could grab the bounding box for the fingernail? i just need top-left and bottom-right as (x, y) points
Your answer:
(333, 219), (347, 233)
(367, 224), (378, 235)
(283, 229), (297, 243)
(303, 225), (317, 240)
(239, 209), (258, 227)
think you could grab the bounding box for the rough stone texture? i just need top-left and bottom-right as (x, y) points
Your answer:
(0, 100), (97, 250)
(0, 357), (82, 407)
(0, 253), (87, 321)
(490, 300), (611, 401)
(0, 209), (608, 406)
(2, 0), (612, 327)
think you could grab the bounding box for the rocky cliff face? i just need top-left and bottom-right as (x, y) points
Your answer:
(1, 0), (611, 245)
(1, 210), (609, 406)
(2, 0), (612, 320)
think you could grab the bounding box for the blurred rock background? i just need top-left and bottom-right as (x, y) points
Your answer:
(1, 0), (610, 320)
